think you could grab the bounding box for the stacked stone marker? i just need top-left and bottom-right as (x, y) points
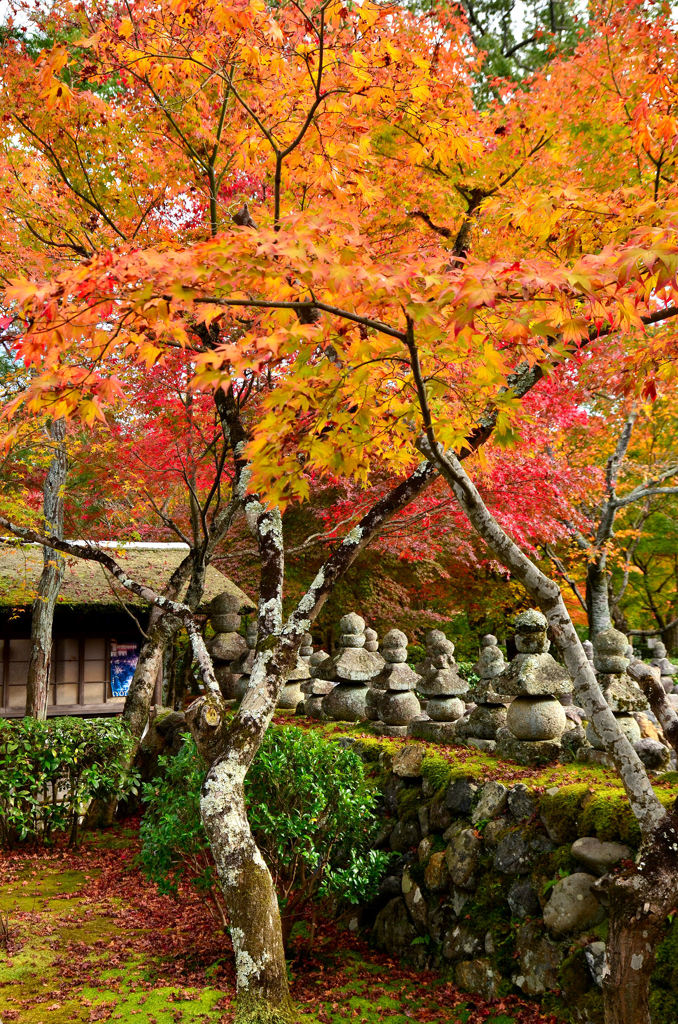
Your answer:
(365, 628), (383, 722)
(229, 619), (258, 701)
(408, 630), (468, 743)
(206, 592), (248, 700)
(585, 628), (646, 752)
(455, 634), (508, 752)
(301, 650), (334, 718)
(322, 613), (384, 722)
(278, 633), (313, 710)
(650, 641), (677, 694)
(364, 627), (379, 654)
(370, 630), (421, 737)
(496, 610), (572, 765)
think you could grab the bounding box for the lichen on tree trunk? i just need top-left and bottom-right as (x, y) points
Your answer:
(603, 815), (678, 1024)
(186, 692), (295, 1022)
(414, 436), (676, 1024)
(587, 558), (613, 639)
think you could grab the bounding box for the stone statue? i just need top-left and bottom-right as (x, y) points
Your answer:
(496, 610), (572, 765)
(370, 629), (421, 737)
(321, 613), (384, 722)
(408, 630), (468, 743)
(456, 634), (509, 752)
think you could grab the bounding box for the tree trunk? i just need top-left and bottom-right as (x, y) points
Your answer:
(186, 650), (300, 1024)
(662, 619), (678, 657)
(121, 552), (194, 748)
(122, 613), (180, 750)
(416, 438), (673, 1024)
(201, 751), (292, 1023)
(604, 815), (678, 1024)
(25, 418), (67, 719)
(586, 557), (613, 639)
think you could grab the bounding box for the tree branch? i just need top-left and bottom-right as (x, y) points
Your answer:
(0, 525), (220, 696)
(628, 660), (678, 754)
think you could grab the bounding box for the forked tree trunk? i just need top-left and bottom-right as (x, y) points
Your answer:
(26, 418), (67, 719)
(121, 553), (194, 749)
(186, 631), (301, 1023)
(586, 558), (613, 639)
(122, 612), (180, 748)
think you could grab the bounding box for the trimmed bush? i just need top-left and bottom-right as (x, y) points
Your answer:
(140, 726), (391, 945)
(0, 716), (138, 847)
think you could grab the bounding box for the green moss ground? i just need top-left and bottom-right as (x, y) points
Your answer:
(0, 837), (230, 1024)
(0, 828), (553, 1024)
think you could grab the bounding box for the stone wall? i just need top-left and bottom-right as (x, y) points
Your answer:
(347, 739), (678, 1023)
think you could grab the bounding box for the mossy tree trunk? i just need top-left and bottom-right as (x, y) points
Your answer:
(187, 679), (297, 1023)
(604, 816), (678, 1024)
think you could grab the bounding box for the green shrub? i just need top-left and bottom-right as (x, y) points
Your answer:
(457, 661), (480, 689)
(139, 726), (391, 946)
(0, 716), (137, 847)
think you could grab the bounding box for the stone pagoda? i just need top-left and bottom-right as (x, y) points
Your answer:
(650, 640), (677, 693)
(300, 650), (334, 719)
(206, 592), (249, 700)
(321, 613), (384, 722)
(455, 634), (509, 752)
(229, 619), (258, 701)
(278, 633), (313, 710)
(408, 630), (468, 742)
(585, 628), (647, 752)
(496, 610), (572, 765)
(369, 629), (421, 737)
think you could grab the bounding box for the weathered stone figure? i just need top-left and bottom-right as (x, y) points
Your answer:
(228, 618), (258, 701)
(496, 609), (572, 765)
(300, 650), (334, 718)
(456, 634), (508, 751)
(370, 629), (421, 736)
(408, 630), (468, 742)
(277, 632), (313, 709)
(206, 592), (249, 700)
(586, 629), (646, 752)
(650, 640), (677, 694)
(322, 613), (384, 722)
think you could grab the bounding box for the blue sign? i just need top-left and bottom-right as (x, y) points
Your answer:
(110, 642), (139, 697)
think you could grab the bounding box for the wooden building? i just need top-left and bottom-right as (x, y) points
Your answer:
(0, 542), (250, 718)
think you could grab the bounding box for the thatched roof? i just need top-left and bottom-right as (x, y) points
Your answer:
(0, 542), (252, 612)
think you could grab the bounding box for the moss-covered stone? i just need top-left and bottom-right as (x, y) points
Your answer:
(420, 752), (453, 791)
(559, 948), (592, 999)
(539, 785), (591, 843)
(396, 782), (424, 823)
(578, 789), (642, 846)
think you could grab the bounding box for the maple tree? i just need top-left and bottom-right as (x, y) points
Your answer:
(1, 0), (678, 1021)
(622, 500), (678, 648)
(539, 395), (678, 643)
